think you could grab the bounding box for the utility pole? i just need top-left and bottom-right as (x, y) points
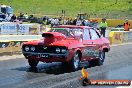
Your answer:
(115, 0), (118, 4)
(80, 1), (83, 13)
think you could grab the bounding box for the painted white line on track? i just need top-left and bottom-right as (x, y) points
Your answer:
(0, 55), (24, 61)
(111, 42), (132, 47)
(116, 81), (132, 88)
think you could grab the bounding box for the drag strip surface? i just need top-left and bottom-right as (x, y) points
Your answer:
(0, 44), (132, 88)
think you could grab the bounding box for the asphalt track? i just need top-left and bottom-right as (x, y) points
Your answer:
(0, 43), (132, 88)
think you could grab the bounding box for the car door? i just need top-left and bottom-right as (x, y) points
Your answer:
(82, 28), (93, 61)
(82, 28), (103, 61)
(89, 28), (104, 57)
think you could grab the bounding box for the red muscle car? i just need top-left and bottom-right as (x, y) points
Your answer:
(22, 25), (110, 71)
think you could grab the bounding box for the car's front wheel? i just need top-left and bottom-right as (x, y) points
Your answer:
(62, 53), (80, 71)
(69, 53), (80, 71)
(73, 53), (80, 70)
(28, 59), (39, 68)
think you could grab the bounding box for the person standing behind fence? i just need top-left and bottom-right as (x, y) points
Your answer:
(123, 19), (130, 31)
(54, 18), (59, 26)
(76, 18), (82, 26)
(99, 18), (108, 37)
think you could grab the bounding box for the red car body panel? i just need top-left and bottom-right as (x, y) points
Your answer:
(22, 25), (110, 63)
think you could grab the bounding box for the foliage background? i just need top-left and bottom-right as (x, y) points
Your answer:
(0, 0), (132, 19)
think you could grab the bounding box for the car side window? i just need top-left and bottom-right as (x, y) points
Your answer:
(83, 28), (90, 40)
(90, 29), (99, 40)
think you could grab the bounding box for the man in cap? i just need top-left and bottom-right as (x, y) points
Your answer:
(99, 18), (108, 37)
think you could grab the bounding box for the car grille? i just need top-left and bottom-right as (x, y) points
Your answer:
(22, 45), (66, 54)
(36, 46), (56, 53)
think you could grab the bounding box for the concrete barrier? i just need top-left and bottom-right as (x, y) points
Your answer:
(0, 35), (41, 56)
(0, 35), (41, 41)
(0, 41), (11, 55)
(122, 31), (132, 43)
(0, 22), (51, 35)
(109, 31), (132, 44)
(0, 40), (41, 56)
(111, 28), (124, 31)
(0, 40), (28, 56)
(109, 31), (123, 44)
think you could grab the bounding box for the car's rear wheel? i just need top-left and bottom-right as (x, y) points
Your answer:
(97, 51), (105, 65)
(89, 51), (105, 67)
(28, 59), (39, 68)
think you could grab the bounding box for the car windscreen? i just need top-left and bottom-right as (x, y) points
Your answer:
(50, 28), (83, 39)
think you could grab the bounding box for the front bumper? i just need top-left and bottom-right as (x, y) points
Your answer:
(23, 52), (68, 62)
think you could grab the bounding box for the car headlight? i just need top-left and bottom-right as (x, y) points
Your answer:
(31, 46), (35, 51)
(56, 48), (60, 53)
(25, 46), (29, 51)
(61, 49), (67, 53)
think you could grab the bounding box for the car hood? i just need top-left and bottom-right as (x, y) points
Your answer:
(23, 39), (45, 45)
(51, 39), (80, 46)
(23, 38), (83, 48)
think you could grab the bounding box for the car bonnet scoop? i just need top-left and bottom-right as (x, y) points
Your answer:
(42, 33), (55, 45)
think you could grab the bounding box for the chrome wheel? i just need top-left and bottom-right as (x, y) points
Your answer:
(73, 53), (80, 69)
(98, 51), (105, 65)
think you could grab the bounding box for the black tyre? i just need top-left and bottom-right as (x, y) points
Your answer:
(89, 51), (105, 67)
(70, 53), (80, 71)
(62, 53), (80, 71)
(97, 51), (105, 65)
(28, 59), (39, 68)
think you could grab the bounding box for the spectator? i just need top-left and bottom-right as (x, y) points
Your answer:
(82, 19), (85, 26)
(24, 13), (28, 19)
(5, 14), (11, 21)
(11, 14), (17, 22)
(17, 13), (24, 21)
(99, 18), (108, 37)
(73, 18), (77, 25)
(76, 18), (82, 26)
(63, 18), (68, 25)
(1, 4), (6, 14)
(51, 18), (55, 27)
(69, 18), (73, 25)
(123, 19), (130, 31)
(58, 17), (63, 25)
(85, 19), (91, 26)
(28, 14), (34, 19)
(66, 18), (70, 25)
(54, 18), (59, 26)
(0, 13), (6, 22)
(42, 16), (47, 21)
(44, 19), (48, 25)
(6, 6), (13, 16)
